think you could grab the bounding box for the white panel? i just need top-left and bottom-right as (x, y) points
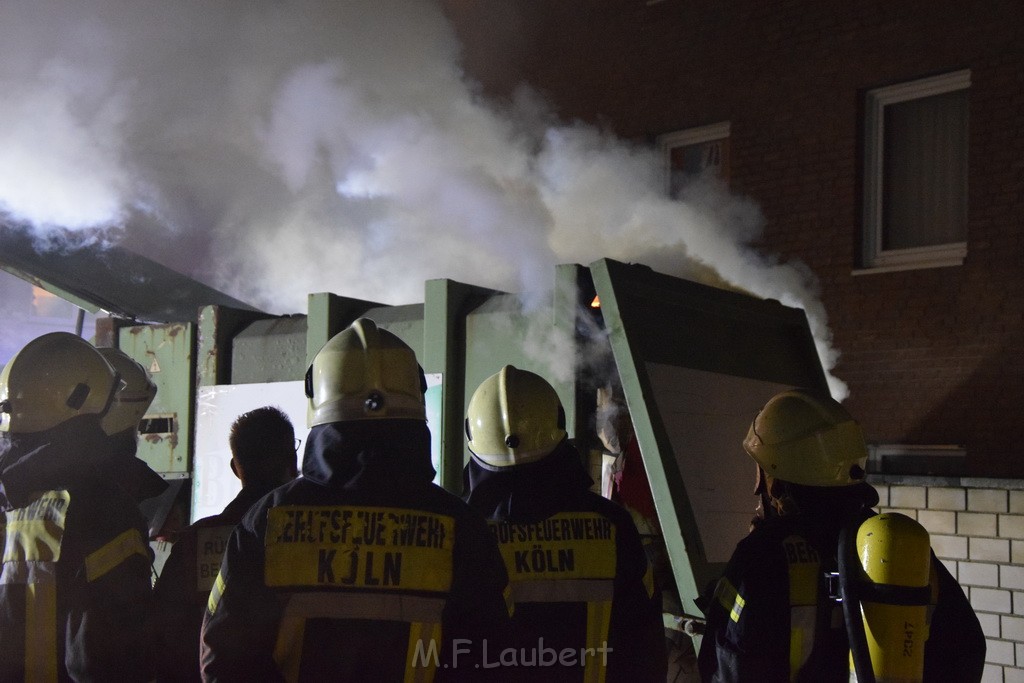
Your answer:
(644, 362), (792, 562)
(193, 382), (310, 523)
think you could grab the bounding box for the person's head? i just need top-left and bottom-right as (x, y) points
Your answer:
(744, 388), (872, 517)
(96, 347), (157, 437)
(229, 406), (298, 487)
(0, 332), (118, 441)
(305, 317), (426, 427)
(465, 365), (567, 469)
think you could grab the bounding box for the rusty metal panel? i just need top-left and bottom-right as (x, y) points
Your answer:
(119, 322), (196, 476)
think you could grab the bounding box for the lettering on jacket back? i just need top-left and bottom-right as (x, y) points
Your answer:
(488, 512), (617, 581)
(264, 506), (454, 593)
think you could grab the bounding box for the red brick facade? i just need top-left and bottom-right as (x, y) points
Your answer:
(443, 0), (1024, 476)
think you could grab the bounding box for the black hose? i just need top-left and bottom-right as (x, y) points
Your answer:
(839, 520), (876, 683)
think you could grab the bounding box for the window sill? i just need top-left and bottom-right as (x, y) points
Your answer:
(854, 242), (966, 275)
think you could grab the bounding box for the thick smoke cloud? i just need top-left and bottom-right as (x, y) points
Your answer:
(0, 0), (847, 397)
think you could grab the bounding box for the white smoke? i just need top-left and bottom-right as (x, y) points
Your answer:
(0, 0), (847, 398)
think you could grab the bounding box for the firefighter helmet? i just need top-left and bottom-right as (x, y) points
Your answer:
(743, 389), (867, 487)
(97, 347), (157, 436)
(0, 332), (118, 434)
(305, 318), (425, 426)
(465, 365), (567, 468)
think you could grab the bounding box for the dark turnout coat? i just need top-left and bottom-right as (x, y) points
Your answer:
(463, 440), (666, 683)
(200, 420), (512, 682)
(697, 498), (986, 683)
(0, 417), (154, 682)
(153, 483), (280, 682)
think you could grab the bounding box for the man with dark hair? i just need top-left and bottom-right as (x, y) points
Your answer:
(228, 406), (299, 491)
(153, 405), (298, 681)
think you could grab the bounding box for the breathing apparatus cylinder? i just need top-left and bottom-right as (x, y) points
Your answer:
(841, 512), (932, 683)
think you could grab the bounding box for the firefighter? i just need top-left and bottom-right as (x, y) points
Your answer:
(97, 347), (169, 505)
(0, 332), (154, 681)
(200, 318), (511, 681)
(697, 388), (985, 682)
(153, 405), (299, 682)
(463, 365), (665, 682)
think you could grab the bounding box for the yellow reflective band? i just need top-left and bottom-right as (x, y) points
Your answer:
(85, 528), (148, 582)
(24, 581), (58, 683)
(273, 614), (305, 683)
(503, 582), (515, 618)
(404, 621), (441, 683)
(195, 525), (233, 593)
(207, 571), (226, 614)
(265, 506), (455, 592)
(489, 513), (617, 581)
(784, 534), (820, 679)
(789, 627), (802, 682)
(3, 490), (70, 563)
(789, 605), (816, 680)
(714, 578), (745, 623)
(584, 600), (612, 683)
(784, 535), (819, 607)
(270, 593), (446, 683)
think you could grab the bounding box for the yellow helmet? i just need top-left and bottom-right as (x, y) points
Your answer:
(97, 347), (157, 436)
(305, 318), (425, 427)
(465, 365), (567, 468)
(0, 332), (118, 434)
(743, 389), (868, 487)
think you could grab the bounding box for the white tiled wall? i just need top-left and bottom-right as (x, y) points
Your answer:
(876, 482), (1024, 683)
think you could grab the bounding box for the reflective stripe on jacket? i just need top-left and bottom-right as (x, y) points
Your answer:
(0, 487), (153, 682)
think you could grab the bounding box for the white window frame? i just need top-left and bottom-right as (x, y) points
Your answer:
(657, 121), (731, 194)
(859, 70), (970, 274)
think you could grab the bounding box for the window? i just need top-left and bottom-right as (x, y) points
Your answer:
(658, 121), (731, 198)
(866, 444), (966, 477)
(861, 70), (970, 271)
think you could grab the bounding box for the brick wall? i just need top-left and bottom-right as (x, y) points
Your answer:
(877, 480), (1024, 682)
(442, 0), (1024, 476)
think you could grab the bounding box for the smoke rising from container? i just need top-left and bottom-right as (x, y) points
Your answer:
(0, 0), (846, 398)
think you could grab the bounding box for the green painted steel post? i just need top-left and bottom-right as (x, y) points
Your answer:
(423, 279), (497, 493)
(196, 304), (271, 387)
(305, 292), (382, 367)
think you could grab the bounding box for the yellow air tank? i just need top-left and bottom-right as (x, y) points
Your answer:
(855, 512), (932, 683)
